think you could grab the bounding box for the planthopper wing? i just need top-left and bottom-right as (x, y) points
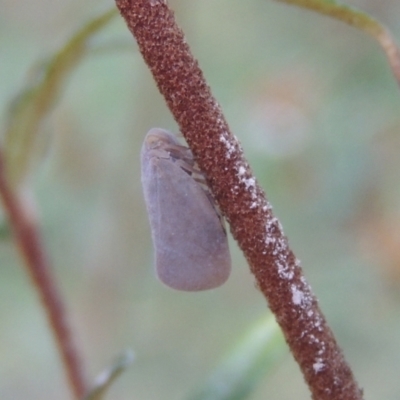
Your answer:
(141, 128), (231, 291)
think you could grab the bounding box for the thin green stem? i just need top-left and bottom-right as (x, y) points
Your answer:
(275, 0), (400, 85)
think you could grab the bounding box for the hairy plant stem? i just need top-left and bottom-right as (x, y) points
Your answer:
(0, 151), (86, 399)
(115, 1), (363, 399)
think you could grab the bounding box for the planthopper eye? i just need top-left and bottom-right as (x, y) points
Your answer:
(140, 128), (231, 291)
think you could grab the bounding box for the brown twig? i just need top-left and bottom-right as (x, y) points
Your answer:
(0, 151), (86, 399)
(115, 1), (363, 399)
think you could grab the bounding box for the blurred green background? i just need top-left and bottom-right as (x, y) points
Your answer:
(1, 0), (400, 399)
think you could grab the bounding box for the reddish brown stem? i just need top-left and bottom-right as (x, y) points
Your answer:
(0, 152), (86, 399)
(115, 1), (363, 399)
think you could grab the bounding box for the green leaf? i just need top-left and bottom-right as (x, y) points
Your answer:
(83, 350), (134, 400)
(187, 315), (286, 400)
(3, 8), (118, 187)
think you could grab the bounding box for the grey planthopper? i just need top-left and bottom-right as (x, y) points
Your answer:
(140, 128), (231, 291)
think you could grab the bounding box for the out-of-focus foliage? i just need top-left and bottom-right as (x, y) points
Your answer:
(83, 350), (134, 400)
(1, 1), (400, 400)
(274, 0), (400, 84)
(187, 317), (286, 400)
(4, 8), (117, 188)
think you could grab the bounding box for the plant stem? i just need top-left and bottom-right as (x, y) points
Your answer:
(275, 0), (400, 86)
(115, 1), (363, 399)
(0, 151), (86, 399)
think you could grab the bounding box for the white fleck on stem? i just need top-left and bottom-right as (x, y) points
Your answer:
(149, 0), (167, 6)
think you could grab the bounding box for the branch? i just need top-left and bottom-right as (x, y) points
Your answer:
(115, 1), (363, 399)
(0, 151), (86, 399)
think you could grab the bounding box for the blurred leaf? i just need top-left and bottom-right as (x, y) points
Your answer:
(0, 221), (11, 239)
(275, 0), (400, 85)
(83, 350), (135, 400)
(187, 315), (286, 400)
(3, 8), (118, 188)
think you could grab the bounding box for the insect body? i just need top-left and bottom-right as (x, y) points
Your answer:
(141, 128), (231, 291)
